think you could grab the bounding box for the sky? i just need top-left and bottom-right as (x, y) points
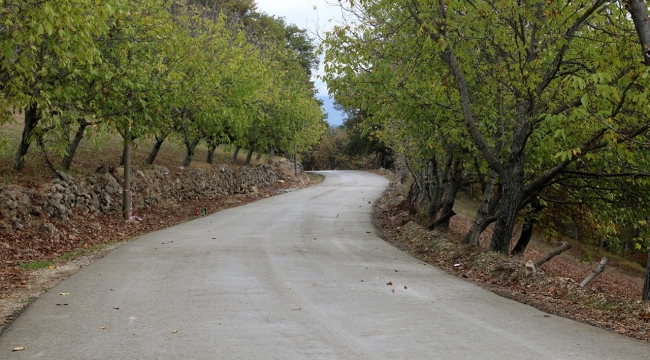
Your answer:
(254, 0), (345, 126)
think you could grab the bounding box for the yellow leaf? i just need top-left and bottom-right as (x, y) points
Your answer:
(59, 293), (70, 296)
(48, 265), (55, 270)
(13, 347), (26, 352)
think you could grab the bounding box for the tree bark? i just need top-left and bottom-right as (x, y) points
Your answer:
(206, 137), (219, 164)
(231, 146), (240, 164)
(61, 119), (89, 170)
(580, 257), (608, 287)
(13, 103), (40, 171)
(534, 242), (571, 268)
(489, 168), (524, 254)
(269, 148), (275, 162)
(511, 200), (545, 255)
(183, 138), (200, 166)
(627, 0), (650, 302)
(431, 161), (462, 232)
(245, 149), (254, 166)
(425, 156), (445, 218)
(462, 169), (498, 245)
(642, 249), (650, 301)
(627, 0), (650, 66)
(146, 132), (170, 165)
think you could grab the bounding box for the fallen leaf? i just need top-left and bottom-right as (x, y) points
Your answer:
(100, 326), (106, 330)
(56, 303), (68, 306)
(360, 279), (365, 282)
(291, 308), (301, 311)
(395, 270), (398, 272)
(314, 238), (317, 240)
(386, 282), (393, 285)
(48, 265), (56, 270)
(12, 347), (26, 352)
(366, 231), (371, 233)
(392, 289), (395, 293)
(285, 287), (291, 290)
(404, 286), (408, 290)
(113, 307), (120, 310)
(312, 283), (318, 286)
(172, 330), (178, 333)
(59, 293), (70, 296)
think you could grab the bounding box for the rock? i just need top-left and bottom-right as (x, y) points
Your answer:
(278, 180), (285, 183)
(116, 167), (125, 177)
(55, 171), (74, 183)
(525, 260), (537, 277)
(250, 186), (258, 193)
(39, 222), (59, 237)
(12, 217), (24, 230)
(96, 164), (108, 174)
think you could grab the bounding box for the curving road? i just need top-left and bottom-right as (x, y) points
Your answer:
(1, 171), (648, 359)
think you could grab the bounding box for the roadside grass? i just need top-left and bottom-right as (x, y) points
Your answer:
(306, 172), (324, 183)
(18, 261), (53, 271)
(55, 243), (121, 263)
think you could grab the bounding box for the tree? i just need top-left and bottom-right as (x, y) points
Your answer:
(322, 0), (650, 255)
(0, 0), (112, 171)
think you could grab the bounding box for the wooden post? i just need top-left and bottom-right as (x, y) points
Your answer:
(580, 257), (608, 287)
(122, 134), (131, 220)
(535, 242), (571, 268)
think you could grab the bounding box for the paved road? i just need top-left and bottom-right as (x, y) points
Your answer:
(1, 171), (648, 359)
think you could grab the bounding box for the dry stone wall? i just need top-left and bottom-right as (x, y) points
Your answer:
(0, 163), (291, 234)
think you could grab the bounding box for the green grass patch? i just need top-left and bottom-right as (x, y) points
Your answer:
(19, 297), (36, 304)
(307, 172), (324, 183)
(19, 261), (53, 271)
(55, 243), (117, 263)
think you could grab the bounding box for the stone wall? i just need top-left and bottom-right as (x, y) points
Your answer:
(0, 163), (290, 233)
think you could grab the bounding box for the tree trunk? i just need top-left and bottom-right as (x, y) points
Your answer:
(62, 119), (89, 170)
(13, 103), (40, 171)
(642, 249), (650, 301)
(432, 162), (463, 232)
(627, 0), (650, 67)
(269, 148), (275, 162)
(462, 169), (498, 245)
(206, 138), (219, 164)
(146, 132), (169, 165)
(245, 149), (254, 166)
(426, 157), (445, 218)
(511, 200), (545, 255)
(122, 135), (132, 220)
(231, 146), (240, 164)
(183, 138), (200, 167)
(489, 169), (524, 254)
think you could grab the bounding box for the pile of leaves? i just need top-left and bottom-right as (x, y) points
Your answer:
(374, 182), (650, 343)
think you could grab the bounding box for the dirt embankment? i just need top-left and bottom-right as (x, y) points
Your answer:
(373, 181), (650, 343)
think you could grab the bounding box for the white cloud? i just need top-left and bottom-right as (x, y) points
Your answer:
(255, 0), (343, 125)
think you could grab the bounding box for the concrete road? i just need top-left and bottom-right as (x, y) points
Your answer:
(1, 171), (648, 359)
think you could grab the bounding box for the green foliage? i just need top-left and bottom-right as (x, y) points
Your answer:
(0, 0), (325, 169)
(320, 0), (650, 254)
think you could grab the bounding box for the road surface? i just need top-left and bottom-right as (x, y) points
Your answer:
(1, 171), (648, 359)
